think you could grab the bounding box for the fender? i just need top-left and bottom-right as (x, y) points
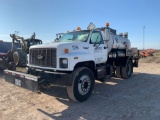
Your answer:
(59, 52), (95, 71)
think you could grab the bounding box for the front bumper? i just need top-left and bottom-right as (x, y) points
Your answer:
(4, 70), (39, 92)
(4, 69), (72, 93)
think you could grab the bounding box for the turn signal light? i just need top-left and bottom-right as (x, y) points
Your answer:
(77, 27), (81, 30)
(65, 49), (69, 53)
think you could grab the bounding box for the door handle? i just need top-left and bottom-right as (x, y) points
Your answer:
(104, 46), (107, 49)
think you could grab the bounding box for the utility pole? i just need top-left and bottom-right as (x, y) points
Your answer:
(143, 26), (145, 50)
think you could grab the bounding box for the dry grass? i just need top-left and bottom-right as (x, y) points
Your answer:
(139, 51), (160, 63)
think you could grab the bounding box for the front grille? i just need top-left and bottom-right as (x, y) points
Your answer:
(30, 48), (56, 68)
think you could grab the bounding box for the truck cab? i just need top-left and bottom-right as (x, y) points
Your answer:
(28, 27), (109, 72)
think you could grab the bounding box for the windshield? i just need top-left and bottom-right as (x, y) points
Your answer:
(29, 41), (42, 46)
(59, 30), (90, 42)
(25, 39), (42, 47)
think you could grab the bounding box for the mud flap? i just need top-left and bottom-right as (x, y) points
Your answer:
(4, 70), (39, 92)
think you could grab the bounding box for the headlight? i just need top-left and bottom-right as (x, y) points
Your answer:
(60, 58), (68, 68)
(62, 59), (68, 64)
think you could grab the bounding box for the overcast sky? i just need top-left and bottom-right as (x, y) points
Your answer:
(0, 0), (160, 49)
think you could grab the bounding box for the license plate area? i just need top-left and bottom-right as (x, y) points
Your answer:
(15, 79), (21, 86)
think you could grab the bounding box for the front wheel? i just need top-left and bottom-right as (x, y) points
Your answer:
(67, 67), (95, 102)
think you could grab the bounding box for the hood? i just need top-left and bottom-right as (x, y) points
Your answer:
(30, 41), (88, 49)
(30, 42), (65, 49)
(30, 41), (89, 54)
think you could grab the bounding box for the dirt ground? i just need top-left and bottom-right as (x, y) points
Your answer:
(0, 63), (160, 120)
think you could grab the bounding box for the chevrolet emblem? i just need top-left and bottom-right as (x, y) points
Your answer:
(38, 55), (44, 60)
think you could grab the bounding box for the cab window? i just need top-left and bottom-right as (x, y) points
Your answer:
(90, 31), (103, 44)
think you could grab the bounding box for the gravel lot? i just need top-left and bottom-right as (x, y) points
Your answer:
(0, 63), (160, 120)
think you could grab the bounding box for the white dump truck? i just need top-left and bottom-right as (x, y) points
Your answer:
(4, 23), (139, 102)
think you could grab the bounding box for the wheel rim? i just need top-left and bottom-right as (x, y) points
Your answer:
(13, 54), (19, 65)
(78, 75), (91, 95)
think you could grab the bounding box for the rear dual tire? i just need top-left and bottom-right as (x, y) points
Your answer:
(122, 60), (133, 79)
(115, 66), (122, 78)
(115, 60), (133, 79)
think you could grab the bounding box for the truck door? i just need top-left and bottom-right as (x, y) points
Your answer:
(89, 30), (108, 64)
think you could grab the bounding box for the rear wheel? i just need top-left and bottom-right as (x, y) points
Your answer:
(115, 66), (122, 78)
(122, 60), (133, 79)
(67, 67), (95, 102)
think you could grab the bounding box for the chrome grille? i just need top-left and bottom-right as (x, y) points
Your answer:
(30, 48), (56, 68)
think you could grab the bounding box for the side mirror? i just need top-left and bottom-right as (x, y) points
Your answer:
(104, 28), (110, 41)
(54, 38), (59, 42)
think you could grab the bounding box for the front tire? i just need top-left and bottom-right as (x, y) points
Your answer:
(67, 67), (95, 102)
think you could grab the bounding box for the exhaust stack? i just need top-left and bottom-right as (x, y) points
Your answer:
(124, 32), (128, 38)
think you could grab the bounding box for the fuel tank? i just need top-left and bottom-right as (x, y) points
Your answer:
(102, 28), (131, 53)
